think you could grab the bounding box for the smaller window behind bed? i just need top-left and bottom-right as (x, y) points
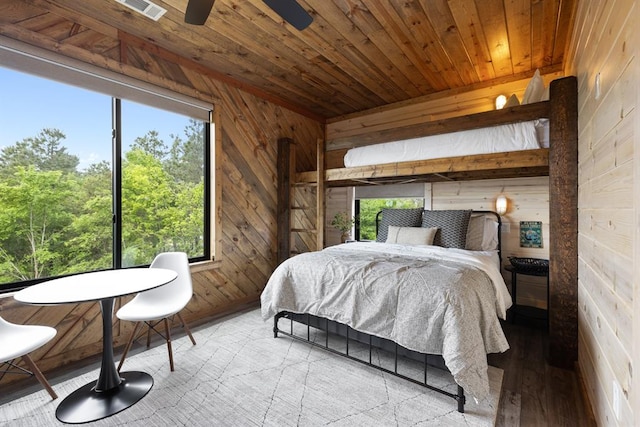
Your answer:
(375, 208), (424, 243)
(356, 196), (424, 241)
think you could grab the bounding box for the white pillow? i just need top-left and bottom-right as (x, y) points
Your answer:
(481, 218), (500, 251)
(465, 215), (485, 250)
(541, 85), (550, 101)
(465, 215), (500, 251)
(535, 119), (550, 148)
(504, 94), (520, 108)
(522, 69), (545, 104)
(386, 226), (438, 246)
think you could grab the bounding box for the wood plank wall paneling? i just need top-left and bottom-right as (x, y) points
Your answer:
(566, 0), (637, 425)
(0, 5), (323, 386)
(325, 187), (353, 247)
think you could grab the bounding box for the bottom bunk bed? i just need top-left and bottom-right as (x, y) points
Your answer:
(261, 210), (511, 413)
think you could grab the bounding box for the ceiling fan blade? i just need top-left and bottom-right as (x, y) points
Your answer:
(185, 0), (215, 25)
(263, 0), (313, 31)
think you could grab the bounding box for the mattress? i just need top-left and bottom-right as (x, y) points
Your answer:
(343, 119), (549, 168)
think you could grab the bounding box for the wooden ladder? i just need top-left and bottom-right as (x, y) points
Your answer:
(277, 137), (324, 263)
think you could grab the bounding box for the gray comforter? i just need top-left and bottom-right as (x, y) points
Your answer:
(261, 242), (511, 401)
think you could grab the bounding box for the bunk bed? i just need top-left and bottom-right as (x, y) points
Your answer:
(271, 76), (578, 412)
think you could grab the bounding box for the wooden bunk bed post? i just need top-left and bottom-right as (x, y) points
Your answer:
(277, 138), (293, 264)
(278, 137), (324, 262)
(316, 137), (325, 251)
(548, 76), (579, 369)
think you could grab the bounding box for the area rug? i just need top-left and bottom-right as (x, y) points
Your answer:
(0, 308), (503, 426)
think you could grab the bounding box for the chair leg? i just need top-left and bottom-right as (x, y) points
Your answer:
(118, 322), (142, 373)
(22, 354), (57, 400)
(177, 312), (196, 346)
(146, 323), (152, 348)
(164, 318), (174, 372)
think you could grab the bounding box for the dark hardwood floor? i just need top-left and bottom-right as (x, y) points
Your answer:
(490, 313), (597, 427)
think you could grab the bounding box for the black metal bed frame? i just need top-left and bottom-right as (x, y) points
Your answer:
(273, 311), (466, 413)
(272, 210), (503, 414)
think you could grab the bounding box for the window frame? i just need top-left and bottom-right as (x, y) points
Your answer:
(0, 38), (214, 293)
(354, 182), (427, 241)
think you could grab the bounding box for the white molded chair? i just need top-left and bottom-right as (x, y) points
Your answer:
(117, 252), (196, 372)
(0, 316), (57, 399)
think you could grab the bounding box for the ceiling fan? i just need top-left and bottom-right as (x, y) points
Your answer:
(185, 0), (313, 30)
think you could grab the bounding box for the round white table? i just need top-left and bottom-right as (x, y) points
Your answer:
(14, 268), (178, 424)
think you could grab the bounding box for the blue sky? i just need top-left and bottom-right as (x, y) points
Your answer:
(0, 66), (191, 170)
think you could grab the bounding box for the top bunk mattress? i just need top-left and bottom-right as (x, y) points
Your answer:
(343, 119), (549, 168)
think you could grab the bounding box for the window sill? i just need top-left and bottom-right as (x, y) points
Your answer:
(1, 260), (222, 297)
(190, 259), (222, 273)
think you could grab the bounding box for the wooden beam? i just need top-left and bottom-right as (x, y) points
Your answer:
(296, 149), (549, 184)
(316, 138), (325, 251)
(548, 76), (578, 369)
(277, 138), (293, 264)
(212, 107), (223, 261)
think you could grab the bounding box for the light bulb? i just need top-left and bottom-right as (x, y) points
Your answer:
(496, 195), (508, 215)
(495, 94), (507, 110)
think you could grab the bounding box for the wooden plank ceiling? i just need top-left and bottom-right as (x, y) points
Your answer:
(1, 0), (576, 119)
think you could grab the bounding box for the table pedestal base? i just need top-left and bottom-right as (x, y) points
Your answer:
(55, 371), (153, 424)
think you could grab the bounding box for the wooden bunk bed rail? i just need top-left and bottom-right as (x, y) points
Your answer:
(298, 148), (549, 186)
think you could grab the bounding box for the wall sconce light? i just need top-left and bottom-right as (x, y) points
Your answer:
(495, 94), (507, 110)
(496, 195), (508, 215)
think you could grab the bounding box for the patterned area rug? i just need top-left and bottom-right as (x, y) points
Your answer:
(0, 308), (503, 426)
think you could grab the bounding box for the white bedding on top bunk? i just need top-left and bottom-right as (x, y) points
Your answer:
(343, 119), (548, 168)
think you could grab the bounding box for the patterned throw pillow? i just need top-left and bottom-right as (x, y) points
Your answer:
(376, 208), (424, 242)
(422, 210), (472, 248)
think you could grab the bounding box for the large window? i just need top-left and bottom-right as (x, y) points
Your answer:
(119, 100), (208, 268)
(0, 61), (211, 291)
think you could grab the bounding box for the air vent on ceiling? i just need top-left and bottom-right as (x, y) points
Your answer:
(116, 0), (167, 21)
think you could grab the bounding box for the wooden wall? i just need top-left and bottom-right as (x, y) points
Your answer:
(325, 187), (353, 247)
(565, 0), (638, 425)
(0, 2), (322, 385)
